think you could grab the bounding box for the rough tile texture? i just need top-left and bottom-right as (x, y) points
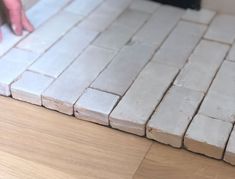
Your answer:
(204, 14), (235, 44)
(133, 6), (184, 47)
(130, 0), (161, 14)
(153, 21), (207, 69)
(42, 46), (116, 115)
(74, 88), (119, 125)
(224, 128), (235, 165)
(91, 43), (155, 96)
(0, 49), (39, 96)
(182, 8), (216, 24)
(17, 11), (83, 53)
(110, 62), (178, 136)
(147, 86), (204, 148)
(29, 27), (98, 78)
(174, 40), (229, 93)
(199, 61), (235, 123)
(11, 71), (54, 105)
(184, 114), (233, 159)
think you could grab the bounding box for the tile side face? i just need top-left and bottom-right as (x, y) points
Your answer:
(147, 86), (204, 148)
(74, 88), (119, 125)
(184, 114), (233, 159)
(42, 46), (116, 115)
(224, 128), (235, 165)
(110, 62), (179, 136)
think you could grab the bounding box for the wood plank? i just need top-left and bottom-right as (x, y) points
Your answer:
(134, 143), (235, 179)
(0, 96), (151, 179)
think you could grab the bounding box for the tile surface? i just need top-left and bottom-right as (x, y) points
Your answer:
(153, 21), (207, 69)
(11, 71), (54, 105)
(182, 8), (216, 24)
(199, 61), (235, 123)
(42, 46), (116, 115)
(184, 114), (233, 159)
(0, 49), (39, 96)
(91, 43), (155, 96)
(74, 88), (119, 125)
(174, 40), (229, 92)
(224, 128), (235, 165)
(204, 14), (235, 44)
(147, 86), (204, 148)
(110, 62), (178, 136)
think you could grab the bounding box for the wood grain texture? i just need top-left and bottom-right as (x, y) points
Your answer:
(0, 96), (151, 179)
(134, 143), (235, 179)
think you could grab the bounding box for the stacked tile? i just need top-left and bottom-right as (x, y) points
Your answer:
(147, 40), (229, 148)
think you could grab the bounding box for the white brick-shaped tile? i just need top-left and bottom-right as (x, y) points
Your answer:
(42, 46), (116, 115)
(147, 86), (203, 148)
(29, 27), (98, 78)
(17, 11), (83, 53)
(64, 0), (103, 16)
(184, 114), (233, 159)
(11, 71), (54, 105)
(227, 43), (235, 62)
(130, 0), (161, 14)
(199, 61), (235, 123)
(133, 6), (184, 47)
(78, 3), (124, 32)
(175, 40), (229, 93)
(182, 9), (216, 24)
(204, 14), (235, 44)
(91, 43), (155, 96)
(110, 62), (178, 136)
(0, 0), (70, 57)
(0, 49), (39, 96)
(153, 21), (207, 69)
(224, 128), (235, 165)
(94, 9), (149, 50)
(74, 88), (119, 125)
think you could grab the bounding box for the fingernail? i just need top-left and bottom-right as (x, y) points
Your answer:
(12, 24), (22, 36)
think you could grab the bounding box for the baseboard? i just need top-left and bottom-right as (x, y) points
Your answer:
(151, 0), (201, 10)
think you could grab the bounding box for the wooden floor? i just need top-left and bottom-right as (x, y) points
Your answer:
(0, 96), (234, 179)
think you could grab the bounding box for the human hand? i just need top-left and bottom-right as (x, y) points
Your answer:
(0, 0), (34, 41)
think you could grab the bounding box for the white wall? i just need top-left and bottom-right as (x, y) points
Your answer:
(202, 0), (235, 14)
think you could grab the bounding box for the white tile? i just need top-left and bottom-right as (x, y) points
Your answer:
(133, 6), (184, 47)
(224, 128), (235, 165)
(64, 0), (103, 16)
(78, 3), (124, 32)
(0, 0), (70, 57)
(110, 62), (178, 136)
(17, 11), (83, 53)
(11, 71), (54, 105)
(105, 0), (132, 10)
(91, 43), (155, 96)
(184, 114), (233, 159)
(153, 21), (207, 69)
(42, 46), (116, 115)
(174, 40), (229, 92)
(29, 27), (98, 78)
(0, 49), (40, 96)
(147, 86), (204, 148)
(227, 43), (235, 62)
(74, 88), (119, 125)
(130, 0), (161, 14)
(204, 14), (235, 44)
(94, 9), (149, 50)
(182, 8), (216, 24)
(199, 61), (235, 123)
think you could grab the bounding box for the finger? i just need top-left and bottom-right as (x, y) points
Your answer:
(21, 11), (34, 32)
(8, 9), (23, 35)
